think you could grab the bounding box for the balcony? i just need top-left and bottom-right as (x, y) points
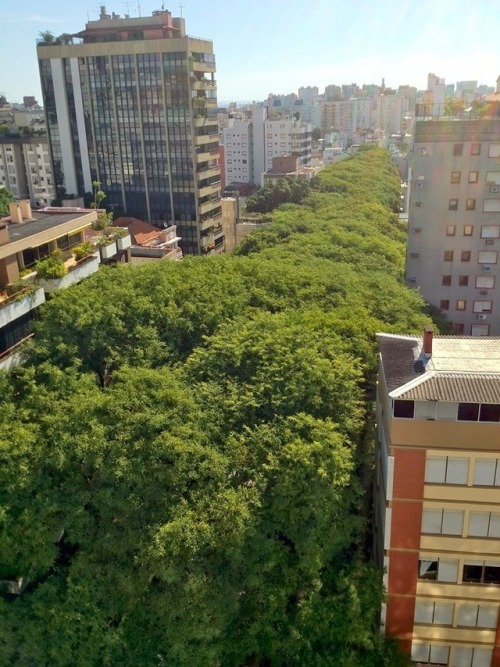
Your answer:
(0, 286), (45, 329)
(198, 182), (220, 198)
(37, 252), (101, 294)
(196, 165), (220, 179)
(192, 61), (216, 73)
(193, 116), (219, 129)
(199, 197), (221, 215)
(191, 79), (216, 91)
(0, 335), (34, 372)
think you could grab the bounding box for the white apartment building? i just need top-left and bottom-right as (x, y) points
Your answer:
(0, 137), (54, 206)
(372, 94), (408, 134)
(222, 119), (253, 187)
(406, 118), (500, 336)
(224, 108), (312, 187)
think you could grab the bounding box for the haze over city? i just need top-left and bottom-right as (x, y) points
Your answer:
(1, 0), (499, 102)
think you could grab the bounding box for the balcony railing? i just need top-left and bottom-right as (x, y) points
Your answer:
(37, 252), (101, 294)
(0, 286), (45, 329)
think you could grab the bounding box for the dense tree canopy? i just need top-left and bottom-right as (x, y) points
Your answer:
(0, 149), (419, 665)
(0, 186), (14, 216)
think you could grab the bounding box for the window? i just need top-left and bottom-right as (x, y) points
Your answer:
(458, 604), (498, 629)
(453, 323), (465, 334)
(463, 562), (500, 584)
(454, 143), (464, 156)
(411, 643), (450, 665)
(456, 299), (466, 310)
(421, 509), (464, 535)
(440, 300), (449, 310)
(449, 199), (458, 210)
(425, 457), (468, 484)
(468, 171), (479, 183)
(473, 301), (492, 313)
(419, 558), (458, 583)
(479, 404), (500, 422)
(478, 251), (497, 264)
(463, 224), (473, 236)
(446, 225), (456, 236)
(484, 199), (500, 212)
(458, 275), (468, 287)
(415, 201), (423, 207)
(461, 250), (471, 261)
(393, 399), (414, 418)
(489, 143), (500, 158)
(410, 252), (420, 259)
(458, 402), (478, 420)
(474, 459), (500, 486)
(486, 171), (500, 185)
(465, 198), (476, 210)
(451, 171), (461, 183)
(481, 225), (500, 239)
(442, 275), (452, 286)
(471, 143), (481, 156)
(476, 276), (495, 289)
(417, 147), (428, 155)
(454, 647), (493, 667)
(468, 512), (500, 538)
(444, 250), (454, 261)
(414, 600), (454, 625)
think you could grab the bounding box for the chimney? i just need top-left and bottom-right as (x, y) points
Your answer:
(423, 325), (433, 357)
(19, 200), (32, 220)
(8, 202), (23, 224)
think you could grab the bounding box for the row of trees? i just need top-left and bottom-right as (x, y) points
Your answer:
(0, 149), (422, 665)
(245, 177), (315, 214)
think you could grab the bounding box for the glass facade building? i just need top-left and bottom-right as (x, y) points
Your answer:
(37, 8), (223, 255)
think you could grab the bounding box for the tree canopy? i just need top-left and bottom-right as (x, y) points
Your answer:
(0, 186), (14, 216)
(0, 148), (419, 665)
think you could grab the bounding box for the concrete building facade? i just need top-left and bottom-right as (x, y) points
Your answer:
(406, 119), (500, 336)
(37, 7), (223, 255)
(376, 331), (500, 667)
(0, 137), (54, 206)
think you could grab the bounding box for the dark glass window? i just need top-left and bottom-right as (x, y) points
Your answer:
(394, 400), (414, 418)
(442, 275), (452, 286)
(479, 404), (500, 422)
(458, 403), (479, 421)
(418, 560), (438, 580)
(453, 143), (464, 156)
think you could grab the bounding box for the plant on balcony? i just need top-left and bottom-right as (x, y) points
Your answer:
(73, 242), (95, 262)
(35, 251), (67, 280)
(113, 227), (129, 239)
(96, 233), (117, 248)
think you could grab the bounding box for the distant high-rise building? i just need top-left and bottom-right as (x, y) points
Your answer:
(37, 6), (223, 255)
(406, 118), (500, 335)
(223, 108), (312, 187)
(298, 86), (319, 105)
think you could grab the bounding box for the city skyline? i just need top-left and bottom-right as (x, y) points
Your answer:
(1, 0), (499, 104)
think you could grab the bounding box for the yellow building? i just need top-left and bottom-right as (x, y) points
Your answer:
(375, 328), (500, 666)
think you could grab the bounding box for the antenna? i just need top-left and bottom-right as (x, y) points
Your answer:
(123, 1), (133, 15)
(179, 2), (185, 17)
(137, 0), (141, 16)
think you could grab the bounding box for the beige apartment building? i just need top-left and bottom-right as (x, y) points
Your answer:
(0, 136), (54, 206)
(37, 6), (223, 255)
(375, 329), (500, 666)
(406, 119), (500, 336)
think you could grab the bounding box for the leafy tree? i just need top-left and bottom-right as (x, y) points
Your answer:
(0, 148), (426, 666)
(312, 127), (322, 141)
(0, 186), (14, 215)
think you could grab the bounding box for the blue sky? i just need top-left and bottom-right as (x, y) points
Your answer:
(1, 0), (499, 103)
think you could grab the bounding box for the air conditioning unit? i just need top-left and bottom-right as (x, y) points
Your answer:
(490, 186), (500, 194)
(477, 314), (488, 320)
(485, 240), (495, 246)
(407, 277), (417, 285)
(483, 265), (492, 272)
(479, 290), (489, 296)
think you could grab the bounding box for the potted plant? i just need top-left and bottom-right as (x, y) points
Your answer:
(35, 250), (67, 280)
(97, 233), (118, 260)
(73, 242), (95, 262)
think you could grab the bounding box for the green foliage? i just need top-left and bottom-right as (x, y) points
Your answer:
(72, 242), (95, 262)
(0, 124), (10, 136)
(35, 250), (67, 280)
(245, 177), (313, 213)
(0, 149), (425, 666)
(0, 186), (14, 215)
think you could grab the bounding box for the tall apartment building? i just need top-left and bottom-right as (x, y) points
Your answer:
(0, 137), (54, 206)
(375, 330), (500, 667)
(37, 7), (223, 255)
(223, 108), (312, 187)
(406, 119), (500, 336)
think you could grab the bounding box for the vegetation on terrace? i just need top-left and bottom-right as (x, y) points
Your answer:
(0, 148), (420, 666)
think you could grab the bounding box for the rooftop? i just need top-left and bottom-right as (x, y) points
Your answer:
(0, 209), (95, 245)
(377, 333), (500, 403)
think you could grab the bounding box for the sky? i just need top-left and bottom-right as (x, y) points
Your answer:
(1, 0), (499, 104)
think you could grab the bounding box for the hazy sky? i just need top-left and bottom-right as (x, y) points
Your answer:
(1, 0), (499, 103)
